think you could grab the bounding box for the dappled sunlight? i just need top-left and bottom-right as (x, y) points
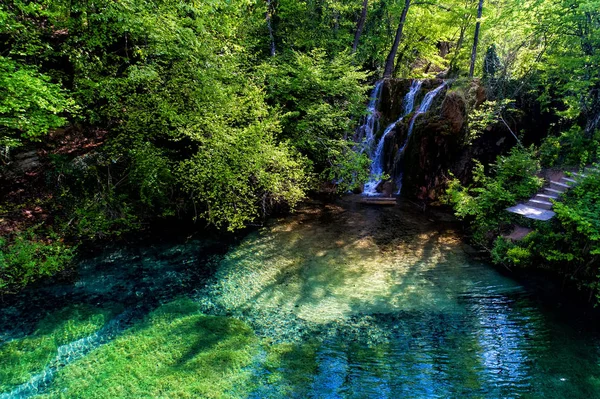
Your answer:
(200, 202), (498, 325)
(2, 203), (600, 398)
(189, 201), (600, 397)
(31, 300), (261, 399)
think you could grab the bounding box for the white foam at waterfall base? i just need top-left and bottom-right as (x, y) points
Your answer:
(363, 80), (423, 196)
(363, 122), (399, 195)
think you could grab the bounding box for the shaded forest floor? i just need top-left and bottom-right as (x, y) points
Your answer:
(0, 127), (106, 237)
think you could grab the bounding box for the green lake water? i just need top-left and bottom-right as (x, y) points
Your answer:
(1, 198), (600, 398)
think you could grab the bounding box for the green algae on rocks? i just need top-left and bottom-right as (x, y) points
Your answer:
(0, 304), (120, 392)
(36, 299), (260, 399)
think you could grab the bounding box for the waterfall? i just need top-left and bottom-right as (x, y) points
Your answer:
(394, 81), (447, 193)
(403, 82), (447, 151)
(266, 0), (276, 56)
(357, 80), (384, 153)
(363, 80), (422, 195)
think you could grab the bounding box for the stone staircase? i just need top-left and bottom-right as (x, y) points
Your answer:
(506, 168), (595, 221)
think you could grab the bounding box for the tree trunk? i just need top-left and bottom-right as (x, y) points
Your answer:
(383, 0), (411, 78)
(456, 26), (466, 53)
(266, 0), (276, 57)
(584, 85), (600, 138)
(469, 0), (484, 77)
(352, 0), (369, 53)
(579, 16), (600, 138)
(448, 3), (473, 75)
(393, 42), (409, 76)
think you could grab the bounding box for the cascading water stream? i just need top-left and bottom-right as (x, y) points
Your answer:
(363, 80), (422, 195)
(358, 80), (384, 152)
(403, 82), (447, 151)
(394, 81), (447, 193)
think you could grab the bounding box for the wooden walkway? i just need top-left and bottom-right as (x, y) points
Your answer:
(360, 197), (397, 206)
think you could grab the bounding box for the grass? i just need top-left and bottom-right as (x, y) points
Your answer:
(0, 303), (120, 392)
(37, 299), (260, 399)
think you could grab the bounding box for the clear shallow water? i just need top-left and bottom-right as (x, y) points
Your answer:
(1, 199), (600, 398)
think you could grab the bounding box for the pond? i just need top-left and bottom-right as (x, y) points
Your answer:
(1, 198), (599, 398)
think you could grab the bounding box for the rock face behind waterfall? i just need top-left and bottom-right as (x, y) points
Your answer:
(372, 79), (458, 198)
(379, 79), (445, 130)
(402, 89), (469, 199)
(365, 78), (554, 200)
(371, 79), (503, 200)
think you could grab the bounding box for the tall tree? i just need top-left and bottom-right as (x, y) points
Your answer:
(447, 0), (474, 75)
(266, 0), (276, 56)
(384, 0), (411, 78)
(352, 0), (369, 53)
(469, 0), (484, 77)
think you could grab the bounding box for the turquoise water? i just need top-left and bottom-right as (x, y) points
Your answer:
(1, 199), (600, 398)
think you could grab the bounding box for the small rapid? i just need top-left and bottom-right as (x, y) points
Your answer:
(357, 80), (384, 152)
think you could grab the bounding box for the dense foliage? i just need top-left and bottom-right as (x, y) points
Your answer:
(259, 50), (370, 191)
(448, 131), (600, 302)
(0, 0), (599, 293)
(0, 56), (73, 149)
(446, 147), (543, 244)
(0, 228), (75, 293)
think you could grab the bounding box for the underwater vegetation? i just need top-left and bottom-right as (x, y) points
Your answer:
(1, 202), (600, 398)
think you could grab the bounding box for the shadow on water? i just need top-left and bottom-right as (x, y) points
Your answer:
(197, 197), (600, 398)
(1, 197), (600, 398)
(0, 230), (246, 397)
(0, 231), (240, 343)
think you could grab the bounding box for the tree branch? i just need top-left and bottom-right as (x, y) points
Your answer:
(412, 2), (451, 11)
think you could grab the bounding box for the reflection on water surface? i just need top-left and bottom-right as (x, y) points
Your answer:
(1, 199), (600, 398)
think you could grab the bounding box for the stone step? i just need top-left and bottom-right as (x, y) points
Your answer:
(550, 181), (570, 192)
(572, 172), (586, 178)
(526, 199), (553, 210)
(506, 204), (556, 221)
(535, 193), (558, 201)
(544, 188), (563, 196)
(560, 177), (577, 185)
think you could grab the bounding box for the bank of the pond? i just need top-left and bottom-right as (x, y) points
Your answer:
(1, 198), (600, 398)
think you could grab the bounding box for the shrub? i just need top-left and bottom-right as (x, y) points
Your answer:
(484, 164), (600, 302)
(0, 229), (75, 293)
(539, 126), (599, 167)
(445, 146), (543, 244)
(0, 56), (73, 147)
(259, 50), (370, 191)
